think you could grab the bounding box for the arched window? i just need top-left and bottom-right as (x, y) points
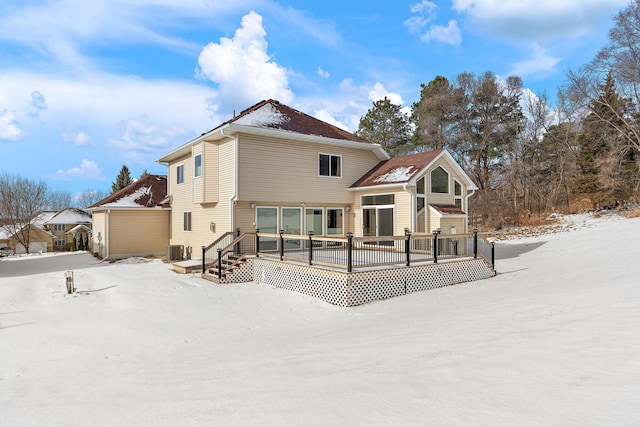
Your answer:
(431, 166), (449, 193)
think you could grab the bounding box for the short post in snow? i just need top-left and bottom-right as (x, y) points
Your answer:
(491, 242), (495, 269)
(404, 228), (411, 267)
(201, 246), (206, 273)
(279, 229), (285, 261)
(308, 231), (314, 265)
(433, 228), (441, 263)
(217, 248), (223, 279)
(255, 229), (260, 257)
(64, 271), (75, 294)
(346, 232), (353, 273)
(473, 228), (478, 259)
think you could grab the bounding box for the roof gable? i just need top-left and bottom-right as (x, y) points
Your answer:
(217, 99), (368, 143)
(88, 175), (168, 209)
(351, 150), (443, 188)
(47, 208), (92, 225)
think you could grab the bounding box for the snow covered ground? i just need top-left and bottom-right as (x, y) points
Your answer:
(1, 212), (639, 426)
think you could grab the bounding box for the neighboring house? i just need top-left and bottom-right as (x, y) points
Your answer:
(0, 211), (56, 254)
(44, 208), (92, 251)
(157, 99), (477, 254)
(87, 174), (169, 260)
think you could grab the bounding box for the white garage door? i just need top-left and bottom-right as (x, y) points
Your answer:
(17, 242), (47, 254)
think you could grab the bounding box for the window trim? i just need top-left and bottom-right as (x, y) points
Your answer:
(176, 163), (184, 185)
(183, 211), (192, 232)
(326, 208), (344, 236)
(193, 154), (202, 178)
(454, 179), (463, 210)
(430, 166), (450, 194)
(318, 153), (342, 178)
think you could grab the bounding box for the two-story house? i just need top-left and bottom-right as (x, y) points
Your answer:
(157, 99), (477, 254)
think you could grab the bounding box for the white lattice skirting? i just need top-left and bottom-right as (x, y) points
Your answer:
(251, 258), (495, 306)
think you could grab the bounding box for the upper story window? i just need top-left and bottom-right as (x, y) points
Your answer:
(53, 224), (65, 232)
(431, 166), (449, 194)
(194, 154), (202, 178)
(319, 153), (341, 177)
(176, 164), (184, 184)
(416, 176), (425, 194)
(454, 180), (463, 209)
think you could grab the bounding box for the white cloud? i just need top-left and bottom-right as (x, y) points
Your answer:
(405, 1), (438, 34)
(197, 11), (294, 111)
(55, 159), (103, 180)
(109, 117), (191, 158)
(0, 109), (24, 141)
(451, 0), (628, 40)
(62, 130), (91, 146)
(421, 20), (462, 45)
(317, 67), (330, 78)
(368, 82), (404, 106)
(406, 2), (461, 45)
(27, 91), (48, 119)
(509, 43), (561, 78)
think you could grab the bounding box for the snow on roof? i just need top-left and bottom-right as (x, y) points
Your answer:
(32, 211), (57, 227)
(233, 102), (288, 127)
(47, 208), (91, 225)
(101, 186), (152, 207)
(372, 166), (415, 184)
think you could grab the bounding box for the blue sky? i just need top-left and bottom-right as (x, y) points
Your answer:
(0, 0), (628, 199)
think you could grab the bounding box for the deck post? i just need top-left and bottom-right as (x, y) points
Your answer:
(433, 229), (441, 263)
(404, 228), (411, 266)
(308, 231), (314, 265)
(255, 229), (260, 257)
(279, 230), (285, 260)
(217, 248), (223, 279)
(473, 228), (478, 259)
(201, 246), (206, 273)
(346, 232), (353, 273)
(235, 227), (241, 254)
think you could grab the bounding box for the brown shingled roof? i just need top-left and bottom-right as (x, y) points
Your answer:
(351, 149), (443, 188)
(88, 174), (168, 209)
(430, 204), (466, 215)
(214, 99), (369, 143)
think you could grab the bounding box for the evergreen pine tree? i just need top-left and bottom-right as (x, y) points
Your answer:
(112, 165), (133, 193)
(355, 97), (412, 156)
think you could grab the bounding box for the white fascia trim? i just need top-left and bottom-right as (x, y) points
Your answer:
(87, 207), (171, 212)
(347, 183), (405, 192)
(226, 124), (390, 160)
(406, 150), (478, 190)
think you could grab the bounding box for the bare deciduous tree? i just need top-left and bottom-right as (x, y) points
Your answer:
(0, 173), (49, 252)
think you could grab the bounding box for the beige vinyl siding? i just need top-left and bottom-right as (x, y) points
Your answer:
(237, 134), (381, 205)
(107, 209), (169, 258)
(204, 142), (219, 203)
(394, 190), (412, 235)
(91, 211), (106, 257)
(439, 217), (466, 234)
(192, 143), (204, 204)
(425, 156), (470, 206)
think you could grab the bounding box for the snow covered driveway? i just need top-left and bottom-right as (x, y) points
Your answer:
(1, 214), (639, 426)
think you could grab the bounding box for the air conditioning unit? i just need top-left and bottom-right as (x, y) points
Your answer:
(166, 245), (184, 261)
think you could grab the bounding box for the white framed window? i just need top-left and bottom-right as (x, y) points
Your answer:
(319, 153), (341, 177)
(326, 208), (344, 235)
(176, 164), (184, 184)
(183, 211), (192, 231)
(54, 237), (66, 246)
(194, 154), (202, 178)
(53, 224), (65, 232)
(454, 180), (463, 209)
(431, 166), (449, 194)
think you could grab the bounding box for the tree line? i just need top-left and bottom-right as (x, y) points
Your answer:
(356, 1), (640, 228)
